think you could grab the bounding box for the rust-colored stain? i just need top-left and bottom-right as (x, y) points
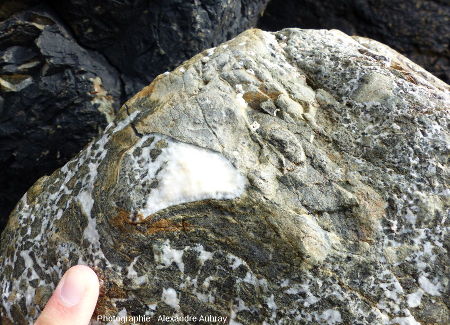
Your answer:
(354, 187), (386, 242)
(258, 85), (282, 100)
(132, 73), (165, 100)
(93, 296), (118, 320)
(0, 316), (14, 325)
(92, 265), (127, 319)
(136, 81), (156, 99)
(390, 61), (419, 85)
(92, 266), (107, 297)
(127, 210), (147, 224)
(110, 208), (149, 237)
(243, 91), (268, 109)
(242, 86), (282, 110)
(146, 218), (192, 235)
(110, 208), (132, 231)
(355, 189), (385, 220)
(111, 207), (192, 235)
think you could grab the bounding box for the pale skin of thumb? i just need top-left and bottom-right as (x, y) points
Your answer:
(35, 265), (100, 325)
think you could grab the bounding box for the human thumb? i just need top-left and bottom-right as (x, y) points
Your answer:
(35, 265), (100, 325)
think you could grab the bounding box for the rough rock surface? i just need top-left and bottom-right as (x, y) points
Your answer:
(1, 28), (449, 324)
(258, 0), (450, 84)
(0, 0), (269, 232)
(0, 5), (121, 232)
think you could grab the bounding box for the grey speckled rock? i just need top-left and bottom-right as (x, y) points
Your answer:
(258, 0), (450, 84)
(1, 28), (449, 324)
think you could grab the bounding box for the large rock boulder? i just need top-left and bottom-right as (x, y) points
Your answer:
(0, 0), (270, 232)
(1, 28), (449, 324)
(258, 0), (450, 84)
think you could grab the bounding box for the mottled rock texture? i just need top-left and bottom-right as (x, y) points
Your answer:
(0, 0), (269, 232)
(259, 0), (450, 84)
(1, 28), (449, 324)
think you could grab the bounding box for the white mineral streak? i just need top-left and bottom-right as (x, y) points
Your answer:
(126, 257), (147, 286)
(418, 275), (441, 296)
(193, 244), (213, 265)
(78, 111), (140, 266)
(154, 240), (185, 273)
(130, 134), (246, 217)
(389, 315), (421, 325)
(406, 290), (424, 308)
(162, 288), (180, 311)
(0, 110), (140, 321)
(318, 309), (342, 324)
(266, 294), (277, 309)
(228, 254), (244, 270)
(249, 120), (260, 131)
(2, 112), (137, 319)
(126, 257), (139, 277)
(105, 308), (128, 325)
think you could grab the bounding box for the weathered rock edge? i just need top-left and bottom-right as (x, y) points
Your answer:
(258, 0), (450, 84)
(1, 28), (449, 324)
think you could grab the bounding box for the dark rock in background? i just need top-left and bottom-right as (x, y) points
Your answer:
(258, 0), (450, 84)
(0, 0), (40, 21)
(48, 0), (270, 97)
(0, 5), (121, 232)
(0, 0), (270, 232)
